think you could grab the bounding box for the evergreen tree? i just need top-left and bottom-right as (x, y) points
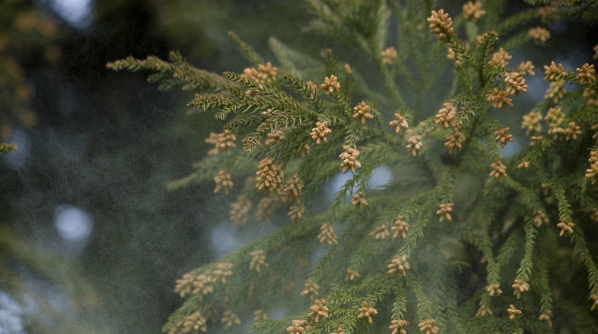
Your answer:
(109, 1), (598, 332)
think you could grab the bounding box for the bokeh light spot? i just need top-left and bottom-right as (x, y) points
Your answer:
(54, 205), (93, 242)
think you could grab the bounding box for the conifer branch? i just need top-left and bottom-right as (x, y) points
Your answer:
(571, 227), (598, 295)
(406, 274), (434, 322)
(497, 231), (523, 276)
(282, 72), (327, 114)
(0, 143), (17, 154)
(536, 261), (554, 314)
(550, 179), (574, 219)
(469, 212), (501, 285)
(516, 221), (537, 282)
(502, 30), (533, 52)
(107, 51), (230, 92)
(494, 9), (540, 35)
(374, 51), (405, 106)
(268, 37), (299, 76)
(228, 31), (265, 67)
(107, 2), (598, 332)
(303, 0), (344, 34)
(391, 282), (408, 320)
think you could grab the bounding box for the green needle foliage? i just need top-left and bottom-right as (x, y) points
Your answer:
(108, 0), (598, 333)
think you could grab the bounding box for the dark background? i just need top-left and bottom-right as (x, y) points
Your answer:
(1, 1), (308, 333)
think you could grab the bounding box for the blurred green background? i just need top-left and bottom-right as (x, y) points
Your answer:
(0, 0), (596, 333)
(0, 1), (308, 333)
